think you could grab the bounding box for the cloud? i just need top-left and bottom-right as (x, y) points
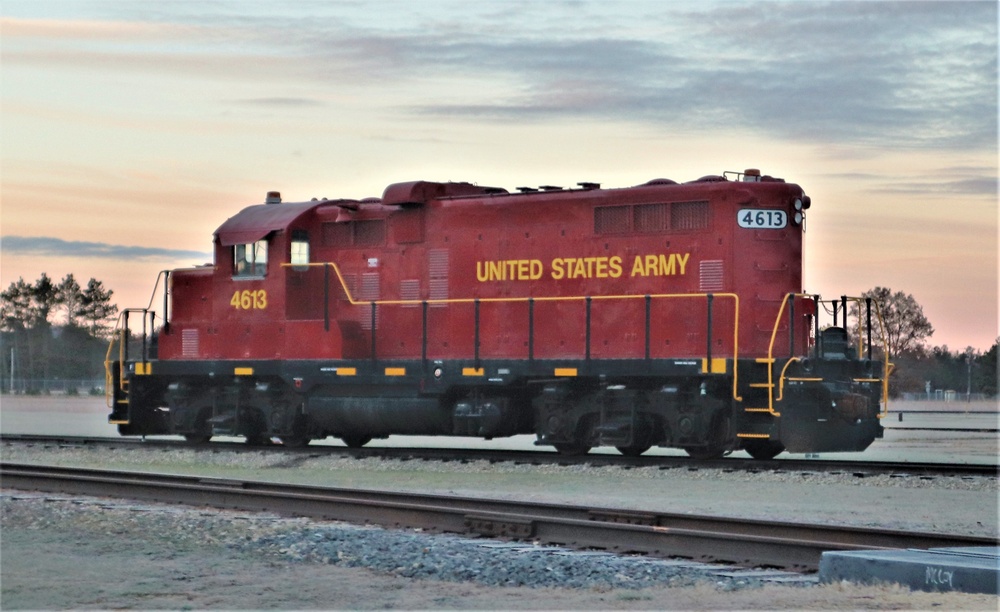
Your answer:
(379, 2), (997, 151)
(234, 97), (325, 107)
(5, 2), (996, 151)
(875, 177), (998, 197)
(1, 236), (212, 262)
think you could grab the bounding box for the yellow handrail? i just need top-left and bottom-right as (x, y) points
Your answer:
(763, 293), (894, 418)
(760, 292), (816, 416)
(836, 295), (893, 417)
(103, 315), (128, 409)
(103, 270), (171, 409)
(870, 300), (893, 417)
(285, 261), (744, 400)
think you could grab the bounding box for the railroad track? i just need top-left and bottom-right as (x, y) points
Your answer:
(2, 462), (996, 572)
(2, 433), (997, 478)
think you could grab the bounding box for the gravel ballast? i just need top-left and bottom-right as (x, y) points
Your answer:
(2, 439), (998, 609)
(3, 491), (998, 610)
(3, 442), (996, 538)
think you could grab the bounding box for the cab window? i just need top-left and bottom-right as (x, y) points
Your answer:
(291, 230), (309, 269)
(234, 240), (268, 277)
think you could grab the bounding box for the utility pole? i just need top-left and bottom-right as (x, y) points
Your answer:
(965, 347), (975, 403)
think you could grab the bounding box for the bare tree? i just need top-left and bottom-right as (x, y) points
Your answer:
(851, 286), (934, 359)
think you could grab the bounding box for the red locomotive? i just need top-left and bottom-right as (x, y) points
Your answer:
(107, 168), (891, 459)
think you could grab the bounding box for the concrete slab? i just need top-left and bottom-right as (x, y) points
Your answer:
(819, 547), (1000, 594)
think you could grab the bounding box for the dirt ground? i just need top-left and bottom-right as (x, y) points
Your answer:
(2, 494), (998, 611)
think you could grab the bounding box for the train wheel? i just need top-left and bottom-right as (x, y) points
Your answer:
(743, 439), (785, 460)
(242, 408), (270, 446)
(616, 444), (651, 457)
(178, 404), (213, 445)
(616, 421), (655, 457)
(342, 436), (372, 449)
(684, 412), (731, 460)
(279, 414), (312, 448)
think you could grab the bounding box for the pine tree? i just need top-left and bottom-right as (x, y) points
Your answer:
(57, 273), (84, 327)
(80, 278), (119, 338)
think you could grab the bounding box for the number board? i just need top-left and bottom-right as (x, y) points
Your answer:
(738, 208), (787, 229)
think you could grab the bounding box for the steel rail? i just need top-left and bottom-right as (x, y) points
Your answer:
(2, 434), (997, 477)
(2, 462), (996, 572)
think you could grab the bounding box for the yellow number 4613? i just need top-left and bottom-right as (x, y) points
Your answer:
(231, 289), (267, 310)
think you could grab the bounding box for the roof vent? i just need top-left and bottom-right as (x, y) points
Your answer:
(742, 169), (761, 182)
(577, 182), (601, 190)
(265, 191), (282, 204)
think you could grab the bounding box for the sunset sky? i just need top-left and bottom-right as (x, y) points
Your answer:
(1, 1), (997, 352)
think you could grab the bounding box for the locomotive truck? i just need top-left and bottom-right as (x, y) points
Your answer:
(106, 168), (891, 459)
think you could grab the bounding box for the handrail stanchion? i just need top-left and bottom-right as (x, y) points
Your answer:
(528, 298), (535, 363)
(474, 298), (480, 370)
(323, 264), (330, 332)
(123, 311), (130, 366)
(370, 302), (377, 364)
(706, 293), (714, 368)
(813, 295), (820, 357)
(141, 309), (148, 364)
(788, 293), (795, 358)
(422, 300), (428, 375)
(644, 295), (651, 363)
(162, 270), (170, 335)
(865, 297), (873, 361)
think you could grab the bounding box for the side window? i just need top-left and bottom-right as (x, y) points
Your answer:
(291, 230), (309, 269)
(234, 239), (268, 277)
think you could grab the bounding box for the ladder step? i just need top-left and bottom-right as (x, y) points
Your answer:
(737, 433), (771, 439)
(749, 383), (774, 388)
(755, 358), (775, 364)
(744, 407), (775, 413)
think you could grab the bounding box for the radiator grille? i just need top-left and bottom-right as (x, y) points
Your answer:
(359, 272), (380, 329)
(699, 260), (725, 292)
(181, 329), (199, 358)
(594, 205), (630, 233)
(400, 279), (420, 307)
(634, 203), (668, 232)
(672, 201), (709, 230)
(429, 249), (449, 306)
